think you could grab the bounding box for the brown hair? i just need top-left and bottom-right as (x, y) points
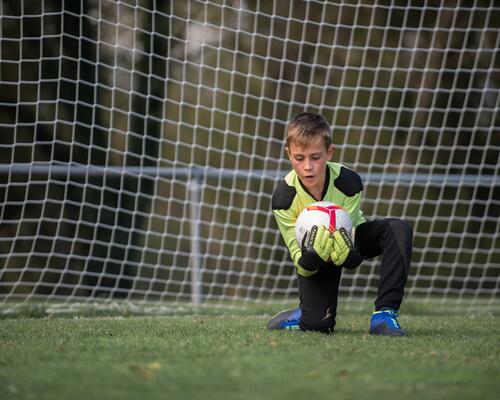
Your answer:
(286, 112), (332, 149)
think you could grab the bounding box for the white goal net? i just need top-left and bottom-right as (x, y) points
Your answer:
(1, 1), (499, 314)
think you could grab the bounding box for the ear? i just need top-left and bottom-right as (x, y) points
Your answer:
(327, 144), (335, 160)
(285, 146), (291, 160)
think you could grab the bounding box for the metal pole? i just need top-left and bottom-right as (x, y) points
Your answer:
(1, 164), (497, 186)
(189, 174), (202, 308)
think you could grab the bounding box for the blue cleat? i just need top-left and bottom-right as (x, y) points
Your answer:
(267, 308), (302, 331)
(369, 308), (406, 337)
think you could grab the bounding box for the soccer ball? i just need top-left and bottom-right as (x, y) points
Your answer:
(295, 201), (353, 245)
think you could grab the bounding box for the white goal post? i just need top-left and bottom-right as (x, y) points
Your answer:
(0, 1), (499, 313)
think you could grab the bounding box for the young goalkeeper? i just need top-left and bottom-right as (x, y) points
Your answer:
(268, 112), (413, 336)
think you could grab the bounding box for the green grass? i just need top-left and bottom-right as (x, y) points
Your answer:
(1, 312), (499, 400)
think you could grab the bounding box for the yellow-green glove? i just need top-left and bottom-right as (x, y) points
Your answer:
(331, 228), (364, 269)
(298, 225), (335, 271)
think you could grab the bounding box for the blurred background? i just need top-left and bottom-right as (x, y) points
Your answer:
(0, 0), (498, 312)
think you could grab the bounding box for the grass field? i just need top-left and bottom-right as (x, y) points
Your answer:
(1, 308), (499, 400)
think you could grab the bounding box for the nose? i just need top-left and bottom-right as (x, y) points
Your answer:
(304, 159), (312, 171)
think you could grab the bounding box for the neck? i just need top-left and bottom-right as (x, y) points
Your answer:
(299, 166), (330, 201)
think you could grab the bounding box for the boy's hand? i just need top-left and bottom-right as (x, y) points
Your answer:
(298, 225), (334, 271)
(331, 228), (364, 269)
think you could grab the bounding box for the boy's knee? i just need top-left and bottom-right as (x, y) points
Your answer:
(300, 312), (336, 333)
(387, 218), (413, 241)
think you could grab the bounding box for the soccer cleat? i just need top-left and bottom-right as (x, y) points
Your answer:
(369, 308), (406, 337)
(267, 308), (302, 331)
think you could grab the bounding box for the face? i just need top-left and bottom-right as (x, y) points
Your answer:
(286, 136), (334, 195)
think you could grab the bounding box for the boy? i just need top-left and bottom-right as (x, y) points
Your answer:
(268, 112), (413, 336)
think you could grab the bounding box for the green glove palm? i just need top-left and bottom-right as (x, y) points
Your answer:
(331, 228), (364, 269)
(298, 225), (334, 271)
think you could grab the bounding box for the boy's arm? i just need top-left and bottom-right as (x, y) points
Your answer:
(273, 208), (301, 265)
(272, 180), (310, 276)
(333, 165), (366, 229)
(329, 192), (365, 269)
(342, 191), (366, 230)
(331, 166), (365, 268)
(273, 208), (319, 277)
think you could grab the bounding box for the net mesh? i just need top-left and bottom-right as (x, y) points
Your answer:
(0, 0), (499, 313)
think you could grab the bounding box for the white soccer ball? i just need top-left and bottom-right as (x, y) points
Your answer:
(295, 201), (353, 245)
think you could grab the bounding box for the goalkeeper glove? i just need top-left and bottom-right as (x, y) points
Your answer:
(298, 225), (335, 272)
(331, 227), (364, 269)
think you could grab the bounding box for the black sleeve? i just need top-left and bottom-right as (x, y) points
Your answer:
(272, 180), (297, 210)
(334, 166), (363, 197)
